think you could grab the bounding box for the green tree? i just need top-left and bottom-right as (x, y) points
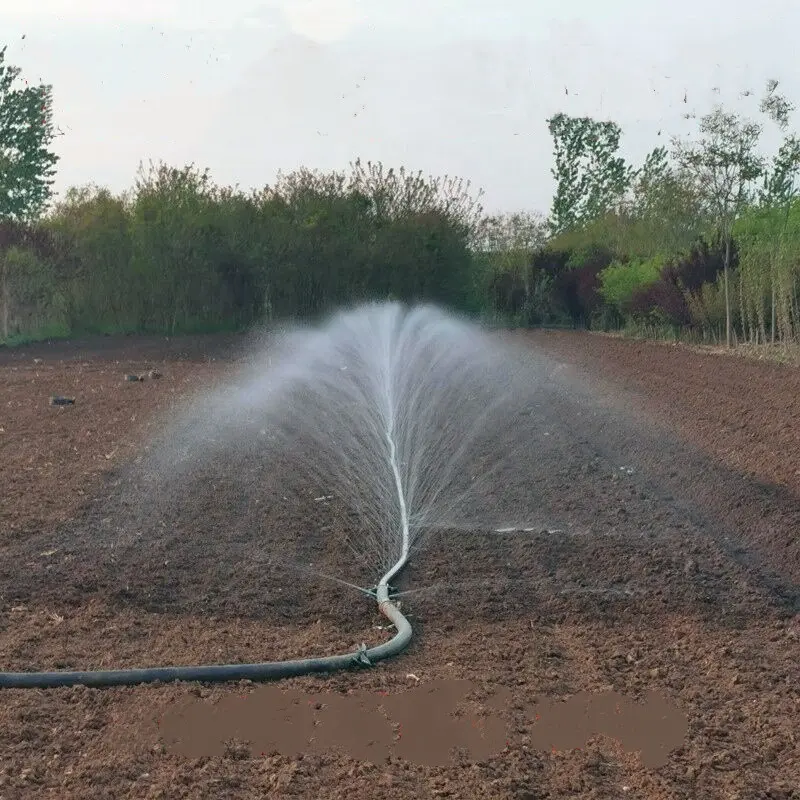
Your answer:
(46, 185), (133, 332)
(547, 113), (633, 235)
(759, 80), (800, 342)
(476, 211), (547, 320)
(0, 46), (59, 221)
(614, 146), (710, 258)
(672, 106), (765, 347)
(0, 221), (58, 340)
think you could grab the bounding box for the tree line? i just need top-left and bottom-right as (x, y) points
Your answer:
(485, 80), (800, 347)
(1, 42), (799, 348)
(2, 161), (484, 339)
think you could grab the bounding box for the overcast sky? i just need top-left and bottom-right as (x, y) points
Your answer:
(1, 0), (798, 214)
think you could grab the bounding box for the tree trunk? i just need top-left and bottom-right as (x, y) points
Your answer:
(754, 258), (766, 346)
(738, 262), (749, 345)
(771, 279), (776, 344)
(723, 234), (732, 348)
(523, 261), (531, 319)
(1, 257), (8, 342)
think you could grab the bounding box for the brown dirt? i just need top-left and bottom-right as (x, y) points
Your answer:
(0, 329), (798, 799)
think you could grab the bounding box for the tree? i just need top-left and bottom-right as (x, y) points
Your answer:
(547, 113), (634, 235)
(0, 46), (59, 221)
(672, 106), (765, 347)
(46, 185), (134, 332)
(477, 212), (548, 320)
(757, 80), (800, 342)
(0, 46), (59, 340)
(347, 159), (485, 242)
(0, 220), (57, 339)
(623, 145), (709, 256)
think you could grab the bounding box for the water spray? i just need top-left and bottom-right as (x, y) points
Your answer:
(1, 302), (528, 690)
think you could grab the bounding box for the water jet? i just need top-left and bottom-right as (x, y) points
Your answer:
(1, 302), (533, 689)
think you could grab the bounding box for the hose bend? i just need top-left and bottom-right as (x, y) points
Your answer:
(0, 594), (413, 689)
(1, 385), (417, 690)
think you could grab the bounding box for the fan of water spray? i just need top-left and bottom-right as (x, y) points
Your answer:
(0, 301), (539, 688)
(177, 301), (529, 599)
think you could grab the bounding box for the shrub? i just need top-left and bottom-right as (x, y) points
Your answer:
(628, 237), (729, 327)
(599, 257), (663, 314)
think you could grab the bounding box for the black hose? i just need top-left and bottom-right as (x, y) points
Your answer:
(0, 599), (413, 689)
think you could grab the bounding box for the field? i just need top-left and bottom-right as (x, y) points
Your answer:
(1, 329), (799, 799)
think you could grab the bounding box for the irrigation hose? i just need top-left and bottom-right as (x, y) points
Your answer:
(0, 594), (413, 689)
(0, 529), (414, 692)
(1, 402), (416, 689)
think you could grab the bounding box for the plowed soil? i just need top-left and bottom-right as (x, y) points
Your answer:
(0, 329), (798, 800)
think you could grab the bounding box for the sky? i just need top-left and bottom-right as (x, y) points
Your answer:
(1, 0), (799, 214)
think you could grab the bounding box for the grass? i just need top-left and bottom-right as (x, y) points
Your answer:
(0, 316), (253, 348)
(0, 322), (72, 348)
(595, 325), (800, 366)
